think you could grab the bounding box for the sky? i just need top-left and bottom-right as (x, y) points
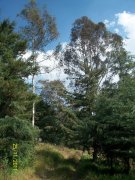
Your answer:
(1, 0), (135, 53)
(1, 0), (135, 87)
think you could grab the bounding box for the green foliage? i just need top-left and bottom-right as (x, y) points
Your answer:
(36, 99), (78, 147)
(39, 80), (67, 108)
(1, 11), (134, 178)
(95, 76), (135, 173)
(59, 17), (128, 156)
(35, 80), (79, 146)
(0, 19), (39, 169)
(0, 116), (39, 168)
(35, 17), (135, 175)
(0, 19), (34, 119)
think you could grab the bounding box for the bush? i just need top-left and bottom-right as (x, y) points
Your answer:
(0, 116), (39, 169)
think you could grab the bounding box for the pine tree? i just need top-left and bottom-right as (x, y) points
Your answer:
(95, 76), (135, 173)
(36, 80), (78, 146)
(0, 19), (38, 168)
(0, 19), (33, 119)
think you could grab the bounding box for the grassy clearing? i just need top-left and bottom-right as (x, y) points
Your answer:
(0, 143), (135, 180)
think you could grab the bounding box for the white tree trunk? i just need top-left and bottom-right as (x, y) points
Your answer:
(32, 74), (35, 127)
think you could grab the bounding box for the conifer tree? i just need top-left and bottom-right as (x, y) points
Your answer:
(36, 80), (78, 146)
(0, 19), (38, 167)
(95, 51), (135, 173)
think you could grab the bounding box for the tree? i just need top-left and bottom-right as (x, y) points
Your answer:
(39, 80), (67, 108)
(0, 19), (38, 168)
(63, 17), (126, 116)
(19, 0), (59, 127)
(61, 16), (126, 159)
(63, 17), (107, 117)
(95, 75), (135, 173)
(0, 117), (38, 168)
(0, 19), (33, 119)
(35, 80), (78, 146)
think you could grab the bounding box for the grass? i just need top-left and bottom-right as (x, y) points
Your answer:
(0, 143), (135, 179)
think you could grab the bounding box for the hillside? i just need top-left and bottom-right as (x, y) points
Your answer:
(1, 143), (135, 180)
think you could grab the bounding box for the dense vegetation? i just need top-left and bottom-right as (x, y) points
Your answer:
(1, 143), (135, 180)
(0, 0), (135, 179)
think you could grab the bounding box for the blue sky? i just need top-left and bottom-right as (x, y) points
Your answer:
(1, 0), (135, 88)
(0, 0), (135, 51)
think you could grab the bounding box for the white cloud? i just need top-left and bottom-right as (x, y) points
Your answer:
(37, 51), (67, 82)
(104, 11), (135, 55)
(23, 43), (70, 92)
(24, 12), (135, 92)
(114, 28), (119, 34)
(104, 19), (115, 28)
(115, 11), (135, 54)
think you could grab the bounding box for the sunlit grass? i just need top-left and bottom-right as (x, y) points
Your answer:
(0, 143), (135, 180)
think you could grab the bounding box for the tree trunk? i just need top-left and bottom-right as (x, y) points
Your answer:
(110, 157), (114, 175)
(93, 147), (98, 161)
(124, 158), (130, 174)
(32, 74), (35, 127)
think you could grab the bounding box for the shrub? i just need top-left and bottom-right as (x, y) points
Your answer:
(0, 116), (39, 169)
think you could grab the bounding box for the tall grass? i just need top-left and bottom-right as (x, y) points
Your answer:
(0, 143), (135, 180)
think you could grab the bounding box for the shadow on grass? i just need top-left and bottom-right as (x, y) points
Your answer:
(35, 149), (77, 180)
(35, 148), (135, 180)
